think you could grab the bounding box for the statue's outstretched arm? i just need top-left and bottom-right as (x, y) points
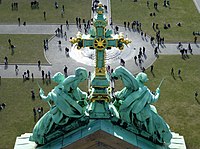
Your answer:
(151, 88), (160, 103)
(40, 88), (51, 102)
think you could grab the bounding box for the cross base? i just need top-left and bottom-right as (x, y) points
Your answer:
(87, 100), (114, 119)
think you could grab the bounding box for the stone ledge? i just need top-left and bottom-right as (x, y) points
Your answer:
(14, 120), (187, 149)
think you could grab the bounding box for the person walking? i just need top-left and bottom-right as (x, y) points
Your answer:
(194, 36), (197, 44)
(4, 56), (8, 65)
(43, 11), (46, 20)
(171, 67), (174, 76)
(150, 65), (154, 72)
(178, 68), (181, 77)
(64, 65), (68, 77)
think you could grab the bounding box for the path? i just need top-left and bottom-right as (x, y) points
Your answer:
(0, 0), (200, 78)
(193, 0), (200, 13)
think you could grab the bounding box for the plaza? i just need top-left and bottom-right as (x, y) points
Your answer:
(0, 0), (200, 149)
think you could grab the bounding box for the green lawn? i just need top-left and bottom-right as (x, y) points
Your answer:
(1, 0), (200, 149)
(0, 0), (91, 24)
(0, 55), (200, 148)
(111, 0), (200, 42)
(0, 34), (52, 64)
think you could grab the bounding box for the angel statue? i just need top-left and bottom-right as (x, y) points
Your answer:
(112, 66), (172, 144)
(29, 67), (88, 144)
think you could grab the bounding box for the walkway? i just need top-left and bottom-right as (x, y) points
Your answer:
(0, 0), (200, 78)
(193, 0), (200, 13)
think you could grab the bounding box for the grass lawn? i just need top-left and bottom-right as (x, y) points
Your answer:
(111, 0), (200, 42)
(0, 0), (91, 24)
(0, 34), (52, 64)
(144, 55), (200, 149)
(0, 55), (200, 148)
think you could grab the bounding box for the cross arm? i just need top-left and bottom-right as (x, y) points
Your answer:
(107, 38), (131, 50)
(70, 32), (95, 49)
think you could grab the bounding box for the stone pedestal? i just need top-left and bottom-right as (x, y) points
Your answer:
(14, 133), (37, 149)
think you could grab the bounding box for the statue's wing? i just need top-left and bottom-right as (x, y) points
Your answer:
(112, 66), (139, 91)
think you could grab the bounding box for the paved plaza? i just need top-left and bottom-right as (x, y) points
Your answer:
(0, 0), (200, 78)
(193, 0), (200, 13)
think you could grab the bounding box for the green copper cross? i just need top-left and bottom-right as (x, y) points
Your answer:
(70, 3), (131, 102)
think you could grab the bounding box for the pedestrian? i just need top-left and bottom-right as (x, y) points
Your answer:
(43, 11), (46, 20)
(58, 40), (61, 47)
(124, 21), (126, 28)
(10, 44), (15, 55)
(143, 47), (146, 55)
(41, 70), (45, 80)
(150, 65), (154, 72)
(64, 65), (68, 77)
(142, 67), (145, 72)
(134, 56), (137, 62)
(43, 39), (46, 50)
(33, 107), (37, 122)
(78, 17), (81, 25)
(156, 24), (159, 30)
(38, 60), (41, 70)
(152, 22), (155, 29)
(62, 5), (65, 11)
(41, 107), (44, 114)
(37, 107), (42, 120)
(66, 20), (69, 29)
(147, 0), (149, 8)
(27, 70), (30, 79)
(60, 24), (63, 34)
(18, 17), (20, 26)
(120, 59), (125, 66)
(138, 54), (141, 60)
(46, 39), (48, 50)
(45, 73), (48, 85)
(178, 68), (181, 77)
(24, 72), (27, 80)
(127, 22), (130, 28)
(139, 47), (142, 56)
(8, 39), (12, 47)
(76, 17), (78, 26)
(110, 17), (113, 26)
(65, 47), (69, 56)
(47, 71), (51, 80)
(4, 56), (8, 65)
(194, 36), (197, 44)
(38, 60), (41, 67)
(154, 47), (158, 56)
(15, 64), (18, 71)
(171, 67), (174, 76)
(64, 32), (67, 40)
(31, 89), (35, 99)
(195, 91), (198, 98)
(31, 73), (34, 82)
(188, 43), (191, 51)
(138, 58), (142, 66)
(110, 77), (115, 97)
(150, 36), (155, 45)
